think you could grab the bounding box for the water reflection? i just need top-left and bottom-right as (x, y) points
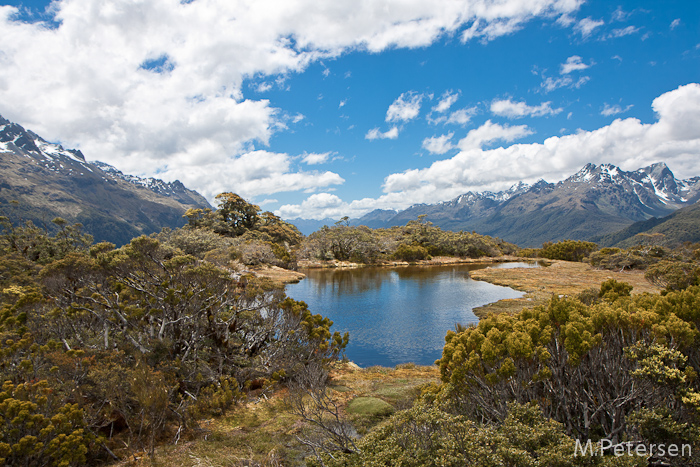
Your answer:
(285, 262), (537, 367)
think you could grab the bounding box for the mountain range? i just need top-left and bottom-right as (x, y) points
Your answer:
(0, 115), (211, 246)
(290, 163), (700, 247)
(2, 114), (699, 249)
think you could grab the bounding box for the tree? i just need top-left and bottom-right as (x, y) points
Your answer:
(215, 193), (260, 236)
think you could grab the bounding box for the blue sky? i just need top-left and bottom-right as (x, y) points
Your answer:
(1, 0), (699, 219)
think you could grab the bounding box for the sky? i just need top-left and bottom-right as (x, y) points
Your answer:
(0, 0), (699, 220)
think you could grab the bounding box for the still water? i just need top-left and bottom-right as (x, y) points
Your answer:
(285, 262), (537, 367)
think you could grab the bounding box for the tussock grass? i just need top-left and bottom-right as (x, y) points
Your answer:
(471, 259), (660, 317)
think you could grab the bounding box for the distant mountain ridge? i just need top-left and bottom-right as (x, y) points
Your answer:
(0, 115), (211, 245)
(343, 162), (700, 247)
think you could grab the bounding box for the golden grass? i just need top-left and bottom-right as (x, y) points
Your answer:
(114, 363), (440, 467)
(471, 259), (661, 317)
(250, 265), (306, 285)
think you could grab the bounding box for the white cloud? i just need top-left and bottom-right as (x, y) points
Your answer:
(422, 133), (455, 155)
(605, 26), (639, 39)
(280, 84), (700, 220)
(256, 82), (273, 93)
(386, 92), (424, 123)
(458, 120), (533, 150)
(365, 127), (400, 141)
(301, 152), (333, 165)
(490, 99), (562, 118)
(432, 91), (459, 113)
(541, 75), (589, 93)
(611, 7), (629, 23)
(447, 107), (478, 125)
(0, 0), (581, 203)
(574, 17), (604, 38)
(277, 193), (345, 219)
(540, 56), (592, 92)
(165, 150), (345, 201)
(670, 19), (681, 30)
(556, 14), (575, 27)
(339, 99), (347, 109)
(601, 103), (634, 116)
(560, 55), (591, 74)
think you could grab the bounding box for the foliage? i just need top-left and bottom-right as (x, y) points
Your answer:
(0, 217), (345, 462)
(0, 380), (94, 466)
(588, 244), (670, 271)
(437, 284), (700, 442)
(183, 193), (302, 247)
(215, 193), (260, 236)
(298, 217), (517, 264)
(154, 227), (235, 258)
(318, 401), (641, 467)
(0, 216), (92, 265)
(540, 240), (597, 262)
(391, 243), (430, 262)
(645, 260), (700, 291)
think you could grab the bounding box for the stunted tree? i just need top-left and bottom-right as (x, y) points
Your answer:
(40, 236), (347, 383)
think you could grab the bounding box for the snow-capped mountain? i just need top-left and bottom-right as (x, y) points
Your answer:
(351, 162), (700, 247)
(0, 115), (211, 245)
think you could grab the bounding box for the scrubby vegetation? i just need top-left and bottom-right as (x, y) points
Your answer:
(299, 216), (518, 264)
(0, 204), (346, 464)
(3, 192), (700, 466)
(312, 280), (700, 466)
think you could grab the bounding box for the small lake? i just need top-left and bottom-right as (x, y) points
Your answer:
(285, 262), (538, 367)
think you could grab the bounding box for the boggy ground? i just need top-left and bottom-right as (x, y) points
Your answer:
(470, 259), (660, 317)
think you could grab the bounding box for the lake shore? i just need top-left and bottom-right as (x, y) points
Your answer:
(470, 259), (661, 317)
(297, 254), (534, 269)
(255, 257), (662, 319)
(256, 255), (535, 285)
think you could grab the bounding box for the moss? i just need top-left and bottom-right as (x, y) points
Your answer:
(346, 397), (394, 417)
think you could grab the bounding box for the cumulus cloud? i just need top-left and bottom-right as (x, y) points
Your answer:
(422, 133), (455, 154)
(277, 193), (345, 219)
(670, 19), (681, 30)
(0, 0), (581, 203)
(574, 17), (604, 38)
(490, 99), (562, 118)
(365, 127), (400, 140)
(386, 92), (424, 123)
(166, 150), (345, 201)
(458, 120), (533, 150)
(279, 84), (700, 220)
(560, 55), (591, 74)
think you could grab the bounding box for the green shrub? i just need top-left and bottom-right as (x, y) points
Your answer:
(645, 261), (700, 291)
(346, 397), (394, 417)
(392, 244), (430, 262)
(540, 240), (597, 262)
